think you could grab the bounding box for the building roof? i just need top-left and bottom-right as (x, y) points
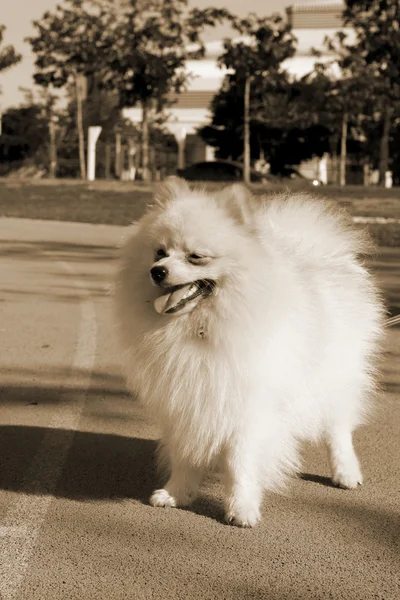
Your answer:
(286, 1), (344, 28)
(288, 1), (343, 10)
(168, 90), (215, 109)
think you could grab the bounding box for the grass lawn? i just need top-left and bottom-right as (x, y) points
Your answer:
(1, 178), (399, 245)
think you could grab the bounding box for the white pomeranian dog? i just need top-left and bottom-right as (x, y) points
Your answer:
(114, 177), (384, 527)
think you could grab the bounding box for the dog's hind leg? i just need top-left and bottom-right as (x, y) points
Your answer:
(326, 423), (363, 489)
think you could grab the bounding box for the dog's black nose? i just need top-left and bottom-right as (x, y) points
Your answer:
(151, 265), (168, 284)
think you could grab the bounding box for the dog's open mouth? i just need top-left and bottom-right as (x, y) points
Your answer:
(154, 280), (215, 315)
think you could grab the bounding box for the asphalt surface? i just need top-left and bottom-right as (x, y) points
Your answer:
(0, 217), (399, 600)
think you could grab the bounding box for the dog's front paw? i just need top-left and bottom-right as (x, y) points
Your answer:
(225, 507), (261, 528)
(149, 488), (176, 508)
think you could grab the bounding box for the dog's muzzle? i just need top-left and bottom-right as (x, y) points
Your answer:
(153, 280), (215, 315)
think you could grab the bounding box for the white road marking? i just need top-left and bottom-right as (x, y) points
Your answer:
(0, 260), (97, 600)
(352, 215), (400, 224)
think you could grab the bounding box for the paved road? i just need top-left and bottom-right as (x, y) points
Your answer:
(0, 218), (399, 600)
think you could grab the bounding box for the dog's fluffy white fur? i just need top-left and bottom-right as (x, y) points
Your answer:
(114, 177), (385, 527)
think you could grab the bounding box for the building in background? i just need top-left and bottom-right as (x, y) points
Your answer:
(124, 1), (349, 177)
(284, 1), (352, 76)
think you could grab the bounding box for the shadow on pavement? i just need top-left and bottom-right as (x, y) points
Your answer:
(0, 424), (158, 504)
(299, 473), (336, 488)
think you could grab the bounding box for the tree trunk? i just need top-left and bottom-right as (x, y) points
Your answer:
(339, 111), (348, 187)
(243, 76), (251, 185)
(49, 117), (57, 178)
(331, 151), (338, 185)
(128, 137), (136, 180)
(75, 73), (86, 179)
(105, 142), (111, 179)
(150, 146), (156, 182)
(363, 161), (370, 186)
(115, 133), (122, 178)
(329, 133), (339, 185)
(120, 145), (126, 179)
(378, 104), (391, 186)
(141, 99), (150, 182)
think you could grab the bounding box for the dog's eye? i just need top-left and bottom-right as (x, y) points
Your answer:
(187, 253), (209, 264)
(155, 248), (167, 259)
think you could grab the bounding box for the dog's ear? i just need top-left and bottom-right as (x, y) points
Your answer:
(217, 184), (259, 229)
(152, 176), (190, 209)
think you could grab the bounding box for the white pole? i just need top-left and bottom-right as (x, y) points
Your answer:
(87, 126), (102, 181)
(176, 127), (187, 171)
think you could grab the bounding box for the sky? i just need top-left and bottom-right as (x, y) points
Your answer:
(0, 0), (293, 110)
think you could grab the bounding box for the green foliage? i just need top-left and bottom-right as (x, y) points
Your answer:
(0, 105), (48, 170)
(200, 15), (337, 171)
(200, 14), (301, 170)
(201, 6), (400, 176)
(199, 74), (332, 170)
(344, 0), (400, 90)
(0, 24), (22, 87)
(98, 1), (230, 109)
(23, 0), (400, 182)
(27, 0), (230, 108)
(27, 0), (231, 179)
(27, 2), (116, 88)
(218, 13), (295, 79)
(343, 1), (400, 180)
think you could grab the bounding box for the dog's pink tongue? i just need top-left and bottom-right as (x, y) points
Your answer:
(154, 283), (194, 314)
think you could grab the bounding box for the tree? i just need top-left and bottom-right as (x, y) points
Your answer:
(0, 24), (22, 98)
(98, 1), (230, 180)
(28, 0), (230, 181)
(343, 0), (400, 184)
(27, 1), (117, 178)
(0, 25), (21, 76)
(302, 34), (379, 186)
(0, 104), (49, 173)
(200, 69), (336, 174)
(213, 13), (296, 183)
(201, 19), (353, 176)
